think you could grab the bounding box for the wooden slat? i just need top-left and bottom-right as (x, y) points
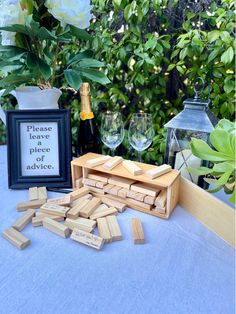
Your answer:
(106, 215), (122, 241)
(69, 186), (89, 201)
(146, 164), (171, 179)
(144, 195), (155, 205)
(179, 177), (235, 248)
(103, 156), (123, 170)
(154, 190), (167, 208)
(65, 217), (96, 233)
(86, 155), (111, 168)
(131, 218), (144, 244)
(12, 209), (36, 231)
(100, 196), (126, 213)
(17, 199), (46, 212)
(32, 213), (64, 227)
(97, 217), (112, 243)
(108, 176), (136, 189)
(79, 197), (101, 218)
(107, 185), (122, 196)
(86, 186), (105, 195)
(40, 203), (70, 217)
(122, 160), (143, 175)
(87, 173), (109, 183)
(47, 194), (71, 206)
(67, 198), (91, 219)
(90, 205), (117, 220)
(131, 183), (159, 197)
(71, 228), (104, 250)
(2, 227), (30, 249)
(71, 194), (92, 207)
(43, 218), (70, 238)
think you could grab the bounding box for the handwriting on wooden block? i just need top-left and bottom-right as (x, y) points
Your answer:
(97, 217), (112, 243)
(17, 199), (46, 212)
(103, 156), (123, 170)
(86, 155), (111, 168)
(122, 160), (143, 176)
(2, 227), (31, 250)
(146, 164), (171, 179)
(106, 215), (122, 241)
(131, 218), (145, 244)
(40, 203), (70, 217)
(71, 228), (104, 250)
(12, 209), (35, 231)
(47, 194), (71, 206)
(43, 217), (70, 238)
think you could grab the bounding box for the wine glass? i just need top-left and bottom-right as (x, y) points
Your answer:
(128, 113), (155, 162)
(100, 111), (124, 156)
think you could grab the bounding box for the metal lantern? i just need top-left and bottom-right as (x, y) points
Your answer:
(164, 78), (218, 188)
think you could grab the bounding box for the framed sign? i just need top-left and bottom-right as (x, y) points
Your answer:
(6, 109), (72, 189)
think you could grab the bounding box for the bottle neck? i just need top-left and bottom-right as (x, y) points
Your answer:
(80, 94), (92, 113)
(80, 83), (94, 120)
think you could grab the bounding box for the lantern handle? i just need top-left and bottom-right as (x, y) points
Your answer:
(194, 77), (205, 100)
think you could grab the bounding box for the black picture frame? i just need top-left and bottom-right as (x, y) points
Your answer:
(6, 109), (72, 189)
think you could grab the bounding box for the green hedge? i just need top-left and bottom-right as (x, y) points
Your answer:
(1, 0), (234, 165)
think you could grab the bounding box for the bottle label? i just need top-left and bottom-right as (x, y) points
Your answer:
(80, 111), (94, 120)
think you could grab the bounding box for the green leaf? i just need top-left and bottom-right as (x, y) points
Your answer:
(0, 73), (35, 87)
(167, 64), (176, 71)
(37, 27), (57, 40)
(70, 26), (91, 41)
(208, 30), (220, 43)
(38, 59), (51, 80)
(223, 79), (234, 93)
(0, 61), (23, 73)
(208, 49), (219, 63)
(124, 4), (132, 21)
(64, 69), (82, 90)
(228, 187), (235, 204)
(0, 24), (30, 36)
(213, 161), (235, 173)
(80, 68), (110, 85)
(188, 166), (213, 175)
(221, 47), (234, 64)
(210, 129), (234, 157)
(204, 170), (233, 186)
(78, 59), (104, 68)
(68, 50), (93, 66)
(144, 37), (157, 50)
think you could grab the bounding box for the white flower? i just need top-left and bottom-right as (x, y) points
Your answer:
(0, 2), (25, 46)
(45, 0), (92, 29)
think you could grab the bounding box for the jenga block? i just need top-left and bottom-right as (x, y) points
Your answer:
(103, 184), (115, 193)
(103, 156), (123, 170)
(126, 198), (153, 210)
(69, 186), (89, 201)
(86, 186), (105, 195)
(38, 187), (47, 200)
(29, 187), (38, 201)
(127, 191), (145, 202)
(97, 217), (112, 243)
(83, 178), (97, 187)
(90, 205), (117, 220)
(79, 197), (101, 218)
(40, 203), (70, 217)
(131, 218), (144, 244)
(12, 209), (36, 231)
(122, 160), (143, 176)
(117, 188), (129, 199)
(88, 173), (109, 183)
(47, 194), (71, 206)
(2, 227), (30, 250)
(131, 183), (159, 197)
(107, 185), (122, 196)
(67, 198), (91, 219)
(153, 206), (166, 214)
(75, 177), (83, 188)
(43, 218), (70, 238)
(154, 190), (167, 208)
(144, 195), (156, 205)
(32, 213), (64, 227)
(71, 228), (104, 250)
(95, 181), (107, 189)
(86, 155), (111, 168)
(71, 194), (93, 207)
(17, 199), (46, 212)
(101, 196), (126, 213)
(65, 217), (96, 232)
(106, 215), (122, 241)
(108, 176), (136, 189)
(146, 164), (172, 179)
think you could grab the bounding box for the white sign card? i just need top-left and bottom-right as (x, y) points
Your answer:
(20, 122), (59, 176)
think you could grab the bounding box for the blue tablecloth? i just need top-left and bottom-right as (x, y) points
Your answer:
(0, 145), (235, 314)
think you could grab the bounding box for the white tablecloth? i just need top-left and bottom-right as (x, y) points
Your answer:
(0, 145), (234, 314)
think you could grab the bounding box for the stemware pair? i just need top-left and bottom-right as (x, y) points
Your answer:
(100, 111), (154, 161)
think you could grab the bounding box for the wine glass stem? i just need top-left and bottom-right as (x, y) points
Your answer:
(111, 148), (115, 157)
(138, 151), (142, 162)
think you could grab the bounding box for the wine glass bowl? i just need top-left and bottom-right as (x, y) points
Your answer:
(128, 113), (154, 161)
(100, 111), (124, 156)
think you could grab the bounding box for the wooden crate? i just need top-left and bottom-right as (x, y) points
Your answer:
(71, 153), (180, 219)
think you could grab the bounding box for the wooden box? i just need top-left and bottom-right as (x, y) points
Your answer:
(71, 153), (180, 219)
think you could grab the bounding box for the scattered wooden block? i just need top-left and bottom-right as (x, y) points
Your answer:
(131, 218), (145, 244)
(32, 213), (64, 227)
(97, 217), (112, 243)
(17, 199), (46, 212)
(107, 185), (122, 196)
(2, 227), (31, 249)
(86, 155), (111, 168)
(79, 197), (101, 218)
(71, 228), (104, 250)
(101, 196), (126, 213)
(90, 205), (117, 220)
(75, 177), (83, 188)
(38, 187), (47, 200)
(103, 156), (123, 170)
(12, 209), (36, 231)
(95, 181), (107, 189)
(106, 215), (122, 241)
(108, 176), (136, 189)
(71, 194), (93, 207)
(29, 187), (38, 201)
(131, 182), (159, 197)
(146, 164), (172, 179)
(117, 188), (129, 199)
(154, 190), (167, 208)
(144, 195), (156, 205)
(40, 203), (70, 218)
(122, 160), (143, 176)
(65, 217), (96, 233)
(87, 173), (109, 183)
(153, 206), (166, 214)
(43, 218), (70, 238)
(86, 186), (105, 195)
(47, 194), (71, 206)
(103, 184), (115, 193)
(69, 186), (89, 201)
(67, 198), (91, 219)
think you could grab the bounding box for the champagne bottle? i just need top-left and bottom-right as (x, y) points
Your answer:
(77, 83), (99, 156)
